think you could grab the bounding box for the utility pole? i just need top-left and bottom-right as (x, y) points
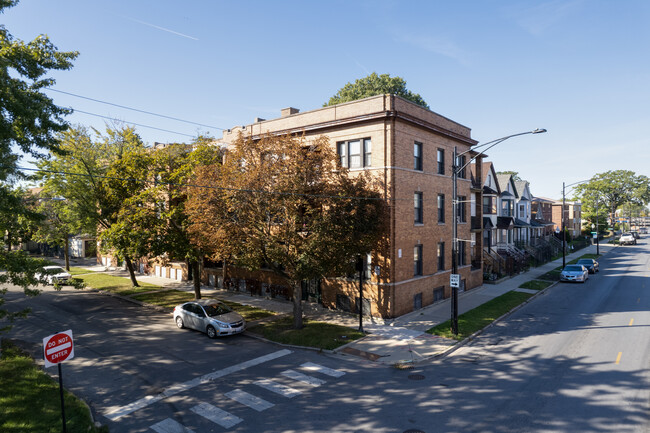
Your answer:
(562, 182), (566, 268)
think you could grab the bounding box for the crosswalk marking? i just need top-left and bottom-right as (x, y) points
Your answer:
(190, 402), (242, 429)
(150, 418), (195, 433)
(253, 378), (301, 398)
(105, 349), (292, 421)
(281, 369), (326, 386)
(225, 389), (274, 411)
(300, 362), (345, 378)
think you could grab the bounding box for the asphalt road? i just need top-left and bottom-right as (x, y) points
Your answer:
(2, 239), (649, 432)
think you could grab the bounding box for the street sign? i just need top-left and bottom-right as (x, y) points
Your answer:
(450, 273), (460, 288)
(43, 330), (74, 368)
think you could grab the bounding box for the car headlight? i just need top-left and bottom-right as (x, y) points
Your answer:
(212, 320), (231, 329)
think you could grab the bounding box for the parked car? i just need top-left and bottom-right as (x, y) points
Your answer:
(576, 258), (599, 274)
(620, 233), (636, 245)
(560, 264), (589, 283)
(35, 265), (72, 285)
(173, 299), (245, 338)
(640, 227), (648, 234)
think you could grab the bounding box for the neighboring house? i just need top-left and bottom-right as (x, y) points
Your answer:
(531, 196), (556, 238)
(495, 173), (517, 247)
(548, 199), (582, 239)
(474, 162), (499, 251)
(513, 180), (532, 246)
(217, 94), (484, 318)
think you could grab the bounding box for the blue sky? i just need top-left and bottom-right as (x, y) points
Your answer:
(4, 0), (650, 199)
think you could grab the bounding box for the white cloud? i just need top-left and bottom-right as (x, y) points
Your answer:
(397, 33), (472, 66)
(507, 0), (584, 36)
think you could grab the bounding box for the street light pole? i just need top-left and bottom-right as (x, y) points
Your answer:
(450, 128), (546, 335)
(562, 181), (566, 268)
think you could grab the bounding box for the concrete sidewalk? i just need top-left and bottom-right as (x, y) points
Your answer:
(55, 241), (614, 365)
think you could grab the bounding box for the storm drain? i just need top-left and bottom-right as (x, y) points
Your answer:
(407, 373), (425, 381)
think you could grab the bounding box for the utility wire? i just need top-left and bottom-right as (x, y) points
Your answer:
(47, 88), (224, 130)
(17, 166), (387, 202)
(72, 109), (197, 138)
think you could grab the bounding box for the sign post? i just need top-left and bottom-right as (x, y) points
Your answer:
(43, 330), (74, 433)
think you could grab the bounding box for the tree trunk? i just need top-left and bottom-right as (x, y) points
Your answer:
(192, 259), (202, 299)
(124, 254), (139, 287)
(63, 236), (70, 271)
(222, 259), (227, 290)
(291, 280), (303, 329)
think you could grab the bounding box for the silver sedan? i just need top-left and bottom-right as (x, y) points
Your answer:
(560, 264), (589, 283)
(173, 299), (246, 338)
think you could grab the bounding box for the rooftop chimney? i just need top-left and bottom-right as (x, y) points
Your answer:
(281, 107), (300, 117)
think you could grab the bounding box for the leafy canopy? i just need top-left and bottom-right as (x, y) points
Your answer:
(324, 73), (429, 109)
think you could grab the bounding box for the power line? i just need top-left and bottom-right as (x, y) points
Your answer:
(72, 109), (197, 138)
(16, 166), (386, 202)
(47, 88), (224, 130)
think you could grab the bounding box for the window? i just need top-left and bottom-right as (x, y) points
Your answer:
(414, 245), (423, 276)
(433, 286), (444, 302)
(414, 192), (423, 224)
(437, 242), (445, 271)
(502, 200), (513, 217)
(483, 196), (496, 215)
(456, 154), (466, 179)
(437, 148), (445, 174)
(519, 204), (525, 218)
(458, 240), (466, 266)
(438, 194), (445, 223)
(414, 142), (423, 171)
(338, 138), (372, 168)
(457, 195), (467, 223)
(364, 139), (372, 167)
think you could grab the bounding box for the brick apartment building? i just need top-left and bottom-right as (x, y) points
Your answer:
(216, 94), (484, 318)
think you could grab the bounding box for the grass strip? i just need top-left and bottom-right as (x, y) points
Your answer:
(248, 316), (364, 350)
(0, 340), (107, 433)
(131, 291), (277, 322)
(427, 291), (533, 340)
(67, 266), (96, 276)
(518, 280), (553, 291)
(75, 273), (161, 296)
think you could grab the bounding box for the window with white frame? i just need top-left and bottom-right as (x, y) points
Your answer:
(338, 138), (371, 169)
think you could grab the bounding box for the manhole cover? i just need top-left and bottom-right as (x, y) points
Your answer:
(408, 374), (425, 380)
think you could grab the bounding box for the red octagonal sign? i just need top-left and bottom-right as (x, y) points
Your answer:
(43, 329), (74, 368)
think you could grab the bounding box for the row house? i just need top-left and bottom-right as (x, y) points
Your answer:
(216, 94), (484, 318)
(550, 200), (582, 239)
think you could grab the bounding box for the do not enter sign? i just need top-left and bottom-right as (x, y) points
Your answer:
(43, 330), (74, 368)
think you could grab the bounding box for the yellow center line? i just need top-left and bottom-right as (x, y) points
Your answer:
(615, 352), (622, 365)
(629, 318), (635, 326)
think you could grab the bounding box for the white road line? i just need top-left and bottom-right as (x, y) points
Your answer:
(150, 418), (195, 433)
(104, 349), (291, 421)
(253, 379), (301, 398)
(225, 389), (274, 412)
(191, 402), (242, 429)
(281, 369), (326, 386)
(300, 362), (345, 378)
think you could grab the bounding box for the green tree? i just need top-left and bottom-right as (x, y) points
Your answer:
(324, 72), (429, 109)
(0, 0), (77, 331)
(32, 194), (78, 270)
(574, 170), (650, 228)
(187, 133), (387, 329)
(37, 125), (148, 286)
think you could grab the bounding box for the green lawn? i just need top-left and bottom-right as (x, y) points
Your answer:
(248, 316), (364, 350)
(427, 291), (533, 340)
(0, 340), (107, 433)
(518, 280), (553, 291)
(68, 266), (96, 276)
(75, 273), (161, 296)
(131, 290), (278, 321)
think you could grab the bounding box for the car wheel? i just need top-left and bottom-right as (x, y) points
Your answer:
(207, 325), (217, 339)
(175, 317), (184, 329)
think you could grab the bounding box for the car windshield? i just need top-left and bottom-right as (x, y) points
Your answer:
(203, 302), (233, 317)
(564, 265), (583, 272)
